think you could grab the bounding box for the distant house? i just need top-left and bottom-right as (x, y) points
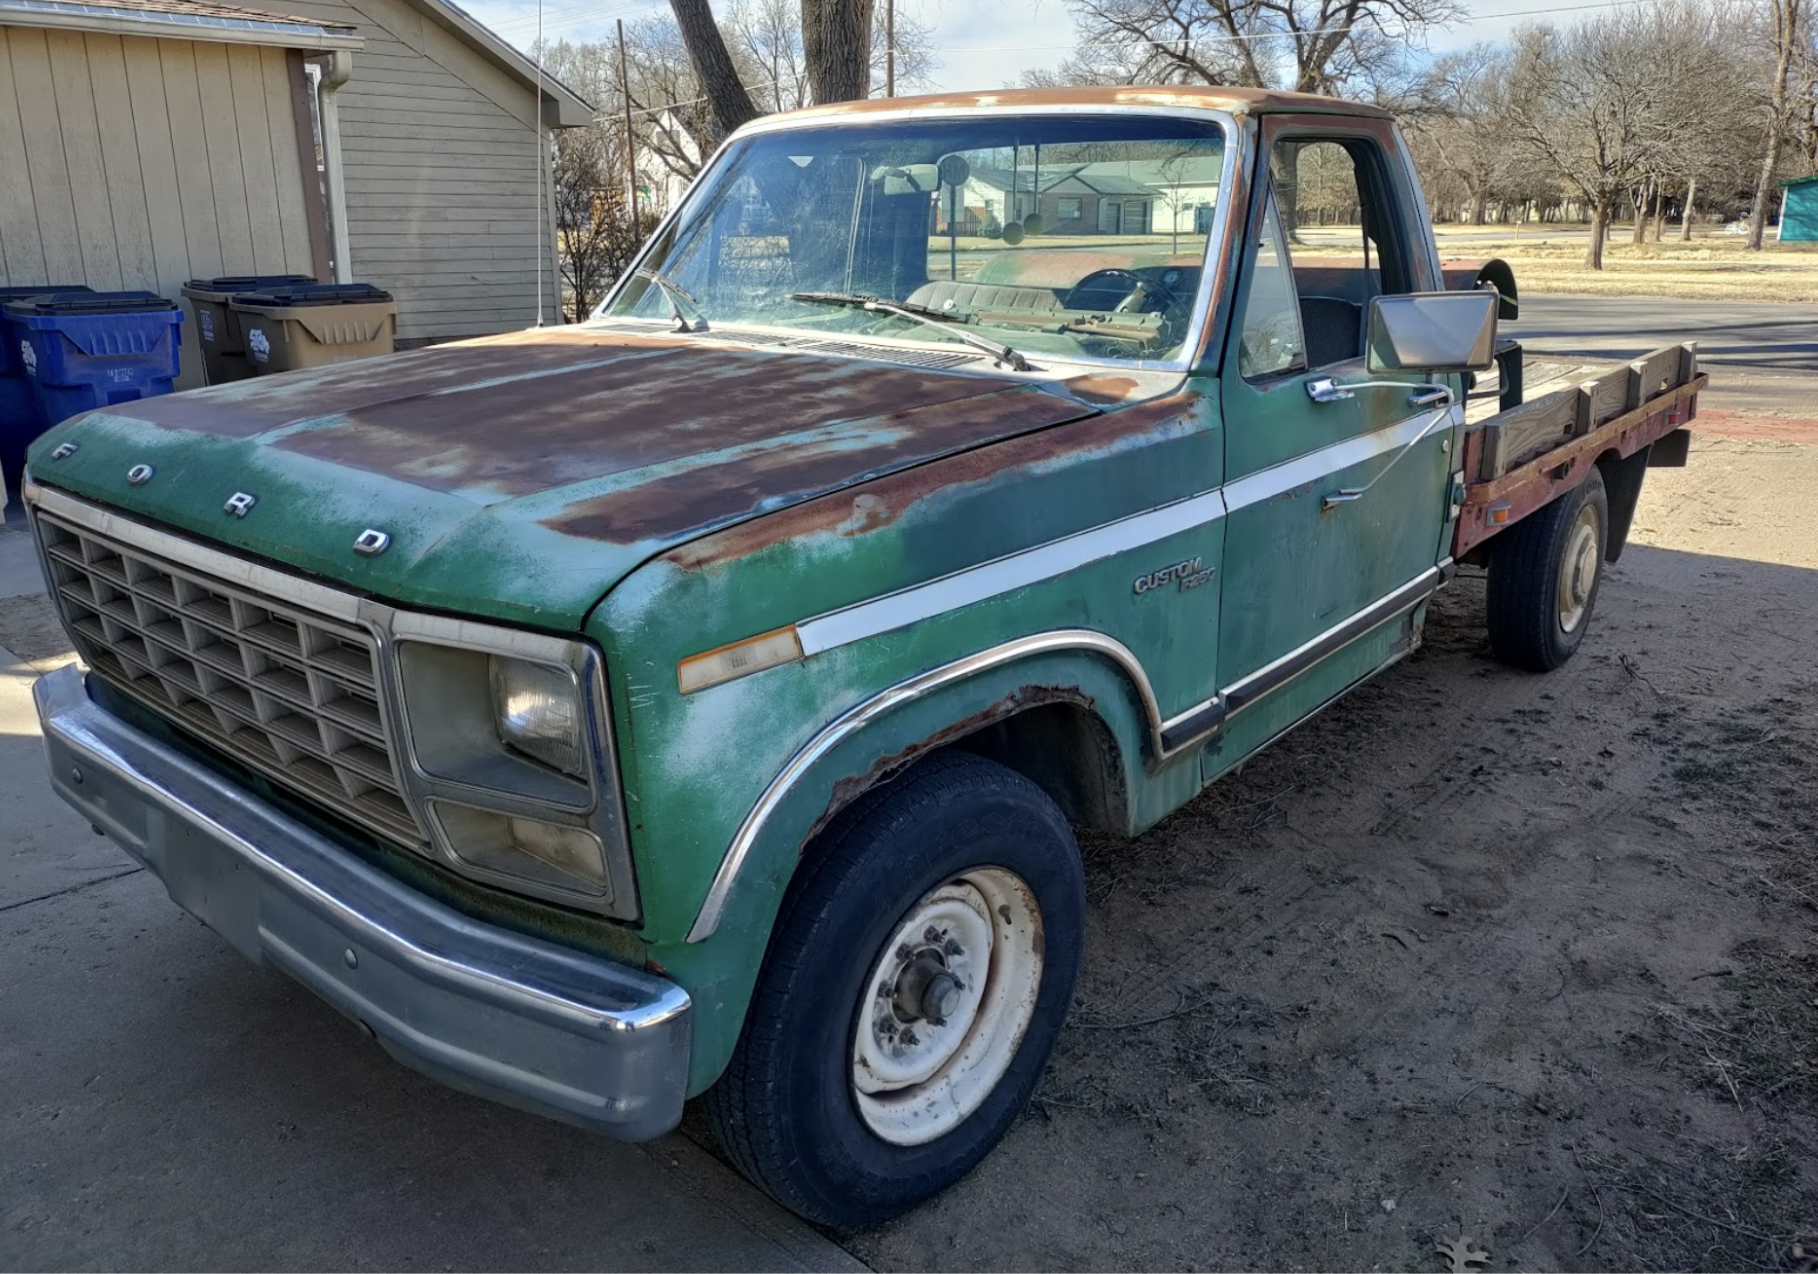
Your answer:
(1780, 175), (1818, 242)
(952, 154), (1222, 238)
(0, 0), (591, 382)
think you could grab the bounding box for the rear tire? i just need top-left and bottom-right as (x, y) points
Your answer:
(704, 751), (1086, 1229)
(1486, 466), (1609, 671)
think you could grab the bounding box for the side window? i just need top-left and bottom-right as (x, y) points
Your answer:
(1241, 136), (1412, 379)
(1238, 193), (1305, 380)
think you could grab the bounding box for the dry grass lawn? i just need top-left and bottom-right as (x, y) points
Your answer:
(1434, 224), (1818, 302)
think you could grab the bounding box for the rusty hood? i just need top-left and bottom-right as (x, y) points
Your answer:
(27, 327), (1098, 628)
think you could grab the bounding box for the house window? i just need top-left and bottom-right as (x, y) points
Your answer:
(1057, 197), (1082, 221)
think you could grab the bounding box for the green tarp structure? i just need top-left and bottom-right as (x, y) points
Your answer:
(1781, 175), (1818, 242)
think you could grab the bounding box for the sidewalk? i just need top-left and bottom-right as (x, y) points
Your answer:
(0, 522), (866, 1272)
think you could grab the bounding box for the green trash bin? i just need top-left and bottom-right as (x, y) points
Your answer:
(230, 283), (397, 375)
(181, 274), (315, 383)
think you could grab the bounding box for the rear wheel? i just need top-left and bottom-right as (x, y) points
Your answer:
(704, 751), (1085, 1229)
(1486, 466), (1610, 671)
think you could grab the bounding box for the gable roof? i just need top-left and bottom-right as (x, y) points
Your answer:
(0, 0), (360, 48)
(426, 0), (593, 126)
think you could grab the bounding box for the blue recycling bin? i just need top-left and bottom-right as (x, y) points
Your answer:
(3, 290), (183, 487)
(0, 284), (92, 491)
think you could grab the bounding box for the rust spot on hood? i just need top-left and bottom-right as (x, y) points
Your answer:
(665, 388), (1202, 569)
(542, 380), (1094, 544)
(1061, 374), (1142, 405)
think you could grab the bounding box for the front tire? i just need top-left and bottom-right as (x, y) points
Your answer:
(1486, 466), (1610, 671)
(704, 751), (1086, 1229)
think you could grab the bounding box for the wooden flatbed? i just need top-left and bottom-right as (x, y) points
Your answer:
(1454, 342), (1705, 560)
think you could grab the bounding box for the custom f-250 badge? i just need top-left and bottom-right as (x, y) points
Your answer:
(1134, 556), (1215, 594)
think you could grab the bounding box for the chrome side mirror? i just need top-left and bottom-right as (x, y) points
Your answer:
(1365, 290), (1499, 375)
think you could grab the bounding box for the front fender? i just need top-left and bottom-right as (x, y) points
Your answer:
(635, 635), (1189, 1096)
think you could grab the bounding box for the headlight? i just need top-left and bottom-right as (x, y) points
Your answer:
(491, 656), (586, 779)
(389, 618), (637, 920)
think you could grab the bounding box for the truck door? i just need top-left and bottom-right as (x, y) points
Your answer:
(1212, 120), (1459, 757)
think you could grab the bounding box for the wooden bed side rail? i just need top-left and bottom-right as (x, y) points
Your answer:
(1453, 373), (1706, 560)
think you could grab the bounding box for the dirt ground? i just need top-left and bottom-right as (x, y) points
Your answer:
(5, 423), (1812, 1273)
(842, 427), (1818, 1272)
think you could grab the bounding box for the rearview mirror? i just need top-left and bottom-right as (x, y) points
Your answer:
(1364, 291), (1498, 375)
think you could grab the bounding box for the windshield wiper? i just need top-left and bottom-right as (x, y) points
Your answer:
(635, 268), (709, 333)
(788, 291), (1031, 372)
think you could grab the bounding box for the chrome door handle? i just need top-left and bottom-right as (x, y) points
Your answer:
(1407, 386), (1452, 407)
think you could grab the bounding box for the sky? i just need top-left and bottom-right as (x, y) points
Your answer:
(460, 0), (1630, 97)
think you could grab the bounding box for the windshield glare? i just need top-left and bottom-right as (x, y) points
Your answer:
(603, 115), (1228, 368)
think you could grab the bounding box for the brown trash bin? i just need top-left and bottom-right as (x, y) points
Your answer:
(230, 283), (397, 375)
(180, 275), (314, 383)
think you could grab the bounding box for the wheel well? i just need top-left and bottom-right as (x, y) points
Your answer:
(805, 697), (1131, 853)
(955, 701), (1128, 832)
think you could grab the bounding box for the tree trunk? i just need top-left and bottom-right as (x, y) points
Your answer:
(1630, 179), (1649, 245)
(1680, 176), (1697, 241)
(803, 0), (875, 104)
(1746, 0), (1799, 250)
(1470, 191), (1487, 226)
(668, 0), (758, 137)
(1585, 201), (1608, 269)
(1651, 187), (1666, 241)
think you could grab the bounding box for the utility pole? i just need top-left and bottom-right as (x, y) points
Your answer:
(618, 18), (638, 218)
(885, 0), (895, 97)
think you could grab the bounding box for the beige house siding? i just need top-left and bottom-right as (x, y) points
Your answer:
(286, 0), (560, 338)
(0, 27), (319, 381)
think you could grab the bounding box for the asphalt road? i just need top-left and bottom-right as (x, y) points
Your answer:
(1512, 293), (1818, 418)
(0, 525), (864, 1272)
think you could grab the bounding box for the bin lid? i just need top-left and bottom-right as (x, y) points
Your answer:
(4, 290), (180, 316)
(233, 282), (394, 306)
(0, 284), (93, 303)
(182, 274), (316, 293)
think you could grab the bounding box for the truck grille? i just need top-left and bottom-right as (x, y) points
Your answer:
(35, 511), (425, 848)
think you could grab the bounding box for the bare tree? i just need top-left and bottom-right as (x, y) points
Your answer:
(802, 0), (875, 104)
(1048, 0), (1459, 97)
(728, 0), (935, 111)
(670, 0), (759, 136)
(538, 42), (660, 319)
(1746, 0), (1806, 247)
(1502, 16), (1678, 268)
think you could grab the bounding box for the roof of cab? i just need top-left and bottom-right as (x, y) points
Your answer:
(767, 85), (1394, 124)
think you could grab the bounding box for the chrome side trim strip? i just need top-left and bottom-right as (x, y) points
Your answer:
(793, 407), (1458, 657)
(795, 492), (1226, 656)
(690, 568), (1448, 941)
(1221, 405), (1457, 515)
(1218, 565), (1442, 718)
(685, 629), (1162, 942)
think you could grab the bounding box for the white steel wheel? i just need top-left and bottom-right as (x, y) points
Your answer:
(1556, 504), (1601, 634)
(851, 867), (1044, 1146)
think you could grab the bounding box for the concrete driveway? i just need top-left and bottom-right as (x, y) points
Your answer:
(0, 523), (863, 1272)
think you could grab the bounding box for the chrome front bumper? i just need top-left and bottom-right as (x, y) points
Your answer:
(33, 664), (690, 1141)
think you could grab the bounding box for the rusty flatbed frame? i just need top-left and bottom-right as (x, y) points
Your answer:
(1454, 374), (1707, 560)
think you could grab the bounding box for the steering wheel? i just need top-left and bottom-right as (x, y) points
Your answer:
(1064, 268), (1173, 314)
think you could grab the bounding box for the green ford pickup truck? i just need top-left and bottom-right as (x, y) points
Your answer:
(24, 86), (1702, 1226)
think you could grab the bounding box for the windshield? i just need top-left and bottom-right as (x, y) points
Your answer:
(602, 114), (1229, 368)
